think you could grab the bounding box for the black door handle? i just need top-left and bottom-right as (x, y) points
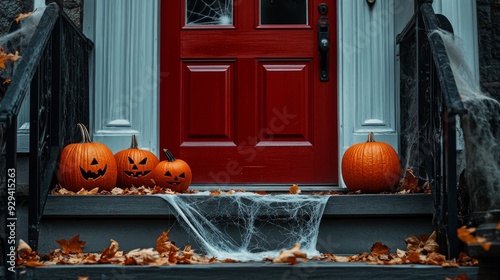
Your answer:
(318, 4), (329, 82)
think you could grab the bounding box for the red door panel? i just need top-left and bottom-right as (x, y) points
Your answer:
(160, 0), (338, 185)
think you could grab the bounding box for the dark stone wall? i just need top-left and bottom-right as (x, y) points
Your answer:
(477, 0), (500, 101)
(0, 0), (34, 35)
(0, 0), (82, 35)
(63, 0), (83, 28)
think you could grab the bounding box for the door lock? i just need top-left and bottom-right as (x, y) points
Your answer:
(318, 7), (330, 82)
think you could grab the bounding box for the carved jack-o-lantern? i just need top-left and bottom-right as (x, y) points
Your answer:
(151, 149), (192, 192)
(114, 135), (159, 188)
(57, 123), (117, 192)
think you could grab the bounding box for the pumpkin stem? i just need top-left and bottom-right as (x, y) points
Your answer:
(163, 149), (176, 162)
(130, 135), (139, 149)
(367, 132), (375, 142)
(77, 123), (92, 143)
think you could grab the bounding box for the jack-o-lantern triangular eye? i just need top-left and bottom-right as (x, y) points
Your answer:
(91, 158), (98, 165)
(128, 157), (134, 164)
(165, 171), (172, 177)
(179, 172), (185, 178)
(139, 158), (148, 165)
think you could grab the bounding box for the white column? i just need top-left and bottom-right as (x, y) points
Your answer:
(338, 0), (400, 152)
(83, 0), (159, 154)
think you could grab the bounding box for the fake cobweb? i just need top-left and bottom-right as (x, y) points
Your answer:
(186, 0), (233, 25)
(157, 192), (329, 262)
(436, 30), (500, 213)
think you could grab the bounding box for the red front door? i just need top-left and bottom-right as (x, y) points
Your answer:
(160, 0), (338, 185)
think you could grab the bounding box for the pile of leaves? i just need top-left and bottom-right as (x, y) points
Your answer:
(51, 170), (430, 196)
(17, 229), (480, 269)
(320, 231), (477, 267)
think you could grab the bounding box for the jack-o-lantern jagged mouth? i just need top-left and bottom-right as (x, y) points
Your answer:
(124, 170), (151, 178)
(79, 165), (108, 180)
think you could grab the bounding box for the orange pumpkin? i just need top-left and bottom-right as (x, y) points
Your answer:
(114, 135), (159, 188)
(151, 149), (192, 192)
(57, 123), (117, 192)
(341, 132), (401, 193)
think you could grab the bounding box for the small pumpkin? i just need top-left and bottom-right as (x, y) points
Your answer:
(151, 149), (192, 192)
(57, 123), (117, 192)
(341, 132), (400, 193)
(114, 135), (159, 188)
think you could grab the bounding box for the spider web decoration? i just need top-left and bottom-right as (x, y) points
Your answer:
(186, 0), (233, 25)
(158, 193), (329, 261)
(436, 30), (500, 213)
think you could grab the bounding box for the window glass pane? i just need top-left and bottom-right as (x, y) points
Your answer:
(186, 0), (233, 26)
(260, 0), (308, 25)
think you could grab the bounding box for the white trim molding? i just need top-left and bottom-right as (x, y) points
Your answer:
(83, 0), (159, 154)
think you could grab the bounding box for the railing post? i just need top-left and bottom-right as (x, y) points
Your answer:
(443, 112), (459, 259)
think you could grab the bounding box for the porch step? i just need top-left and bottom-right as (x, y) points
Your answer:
(12, 193), (481, 279)
(16, 262), (478, 280)
(22, 194), (435, 254)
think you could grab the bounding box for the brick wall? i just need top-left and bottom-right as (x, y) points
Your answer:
(477, 0), (500, 101)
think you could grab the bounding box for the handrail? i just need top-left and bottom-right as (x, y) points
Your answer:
(0, 5), (59, 122)
(397, 0), (466, 259)
(1, 2), (93, 278)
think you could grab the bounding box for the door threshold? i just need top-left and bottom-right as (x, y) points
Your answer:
(190, 184), (344, 192)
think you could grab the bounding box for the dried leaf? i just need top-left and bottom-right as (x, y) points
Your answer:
(497, 222), (500, 231)
(56, 235), (86, 254)
(273, 244), (307, 265)
(15, 11), (35, 23)
(370, 242), (390, 256)
(405, 231), (439, 253)
(3, 78), (11, 84)
(445, 273), (470, 280)
(17, 239), (32, 254)
(289, 184), (301, 194)
(100, 239), (119, 259)
(0, 48), (22, 69)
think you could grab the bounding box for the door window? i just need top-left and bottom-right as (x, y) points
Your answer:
(260, 0), (308, 25)
(186, 0), (233, 26)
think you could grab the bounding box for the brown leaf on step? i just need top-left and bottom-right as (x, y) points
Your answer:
(445, 273), (470, 280)
(17, 239), (32, 254)
(405, 231), (439, 254)
(77, 277), (89, 280)
(406, 251), (421, 264)
(210, 189), (221, 196)
(221, 258), (240, 263)
(273, 243), (307, 265)
(56, 235), (86, 254)
(426, 251), (446, 265)
(156, 230), (178, 256)
(370, 242), (390, 256)
(100, 239), (119, 259)
(15, 11), (35, 23)
(3, 78), (11, 84)
(77, 187), (99, 195)
(289, 184), (301, 194)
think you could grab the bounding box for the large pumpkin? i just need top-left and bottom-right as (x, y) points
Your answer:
(114, 135), (159, 188)
(57, 123), (117, 192)
(151, 149), (192, 192)
(341, 132), (400, 193)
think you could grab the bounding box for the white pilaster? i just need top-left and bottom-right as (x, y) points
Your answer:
(83, 0), (159, 154)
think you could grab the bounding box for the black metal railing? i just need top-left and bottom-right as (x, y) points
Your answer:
(0, 1), (92, 278)
(397, 0), (467, 259)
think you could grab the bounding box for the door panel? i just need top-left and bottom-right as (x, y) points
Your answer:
(182, 62), (235, 143)
(160, 0), (337, 185)
(258, 61), (312, 143)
